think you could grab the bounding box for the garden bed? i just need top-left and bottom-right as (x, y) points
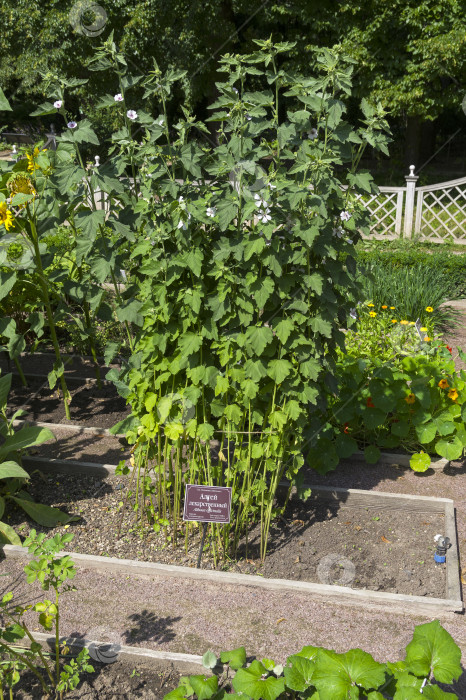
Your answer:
(4, 469), (457, 603)
(8, 374), (130, 429)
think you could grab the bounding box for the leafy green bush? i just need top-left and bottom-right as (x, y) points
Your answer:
(307, 344), (466, 472)
(166, 620), (463, 700)
(0, 530), (94, 697)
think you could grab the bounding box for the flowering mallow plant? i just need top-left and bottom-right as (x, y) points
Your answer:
(4, 36), (390, 560)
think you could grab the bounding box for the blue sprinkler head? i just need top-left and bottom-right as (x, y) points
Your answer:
(434, 534), (451, 564)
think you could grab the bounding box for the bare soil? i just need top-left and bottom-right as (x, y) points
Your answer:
(9, 377), (130, 429)
(5, 471), (447, 598)
(9, 658), (179, 699)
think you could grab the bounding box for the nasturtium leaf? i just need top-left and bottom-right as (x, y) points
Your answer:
(410, 453), (431, 472)
(415, 422), (437, 444)
(202, 651), (218, 670)
(391, 420), (409, 438)
(284, 655), (315, 691)
(334, 433), (358, 458)
(163, 688), (188, 700)
(435, 436), (463, 461)
(188, 675), (218, 700)
(312, 649), (386, 700)
(232, 660), (285, 700)
(364, 445), (381, 464)
(293, 646), (320, 661)
(220, 646), (247, 670)
(404, 620), (462, 684)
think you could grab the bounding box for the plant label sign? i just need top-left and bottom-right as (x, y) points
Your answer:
(183, 485), (232, 524)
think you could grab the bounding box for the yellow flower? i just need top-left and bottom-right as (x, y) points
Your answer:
(390, 306), (395, 309)
(409, 321), (415, 325)
(420, 327), (427, 332)
(26, 146), (47, 173)
(426, 306), (434, 313)
(367, 303), (375, 307)
(7, 172), (36, 199)
(381, 305), (388, 309)
(400, 320), (409, 325)
(424, 336), (431, 342)
(391, 319), (397, 323)
(405, 393), (416, 404)
(369, 311), (377, 317)
(448, 388), (459, 401)
(0, 201), (14, 230)
(438, 379), (449, 389)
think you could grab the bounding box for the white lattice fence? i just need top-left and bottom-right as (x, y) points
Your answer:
(357, 186), (404, 238)
(414, 176), (466, 244)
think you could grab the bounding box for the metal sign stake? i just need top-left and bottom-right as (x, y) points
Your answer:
(197, 522), (209, 569)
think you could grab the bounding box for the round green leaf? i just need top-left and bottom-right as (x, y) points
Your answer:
(410, 453), (431, 472)
(435, 436), (463, 461)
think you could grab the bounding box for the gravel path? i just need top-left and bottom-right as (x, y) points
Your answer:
(1, 455), (466, 694)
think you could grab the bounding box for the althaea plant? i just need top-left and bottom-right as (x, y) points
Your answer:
(2, 36), (391, 559)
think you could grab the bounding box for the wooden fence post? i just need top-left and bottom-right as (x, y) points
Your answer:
(403, 165), (418, 238)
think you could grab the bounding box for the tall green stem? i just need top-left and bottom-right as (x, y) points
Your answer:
(27, 212), (71, 420)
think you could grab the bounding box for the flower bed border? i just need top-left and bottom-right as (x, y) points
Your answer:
(5, 461), (463, 615)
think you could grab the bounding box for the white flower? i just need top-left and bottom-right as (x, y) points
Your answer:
(54, 100), (62, 109)
(258, 208), (272, 224)
(254, 193), (267, 209)
(307, 128), (318, 140)
(157, 117), (164, 125)
(177, 213), (191, 230)
(114, 94), (124, 102)
(246, 114), (252, 121)
(346, 238), (354, 245)
(126, 110), (138, 121)
(178, 196), (184, 203)
(206, 206), (216, 218)
(268, 183), (276, 190)
(350, 308), (357, 320)
(233, 87), (239, 94)
(67, 121), (77, 129)
(333, 226), (344, 238)
(340, 210), (351, 222)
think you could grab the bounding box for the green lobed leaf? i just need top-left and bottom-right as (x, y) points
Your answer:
(220, 647), (247, 670)
(312, 648), (387, 700)
(410, 453), (431, 472)
(232, 660), (286, 700)
(404, 620), (462, 684)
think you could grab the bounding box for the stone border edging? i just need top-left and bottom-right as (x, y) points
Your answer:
(13, 419), (124, 438)
(347, 451), (450, 471)
(18, 632), (204, 673)
(3, 484), (462, 615)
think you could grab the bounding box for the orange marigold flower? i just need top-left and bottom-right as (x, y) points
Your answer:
(391, 319), (397, 323)
(381, 305), (388, 309)
(404, 393), (416, 404)
(448, 388), (459, 401)
(400, 320), (409, 325)
(438, 379), (449, 389)
(424, 336), (431, 342)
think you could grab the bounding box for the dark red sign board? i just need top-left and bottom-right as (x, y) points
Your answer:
(183, 485), (232, 524)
